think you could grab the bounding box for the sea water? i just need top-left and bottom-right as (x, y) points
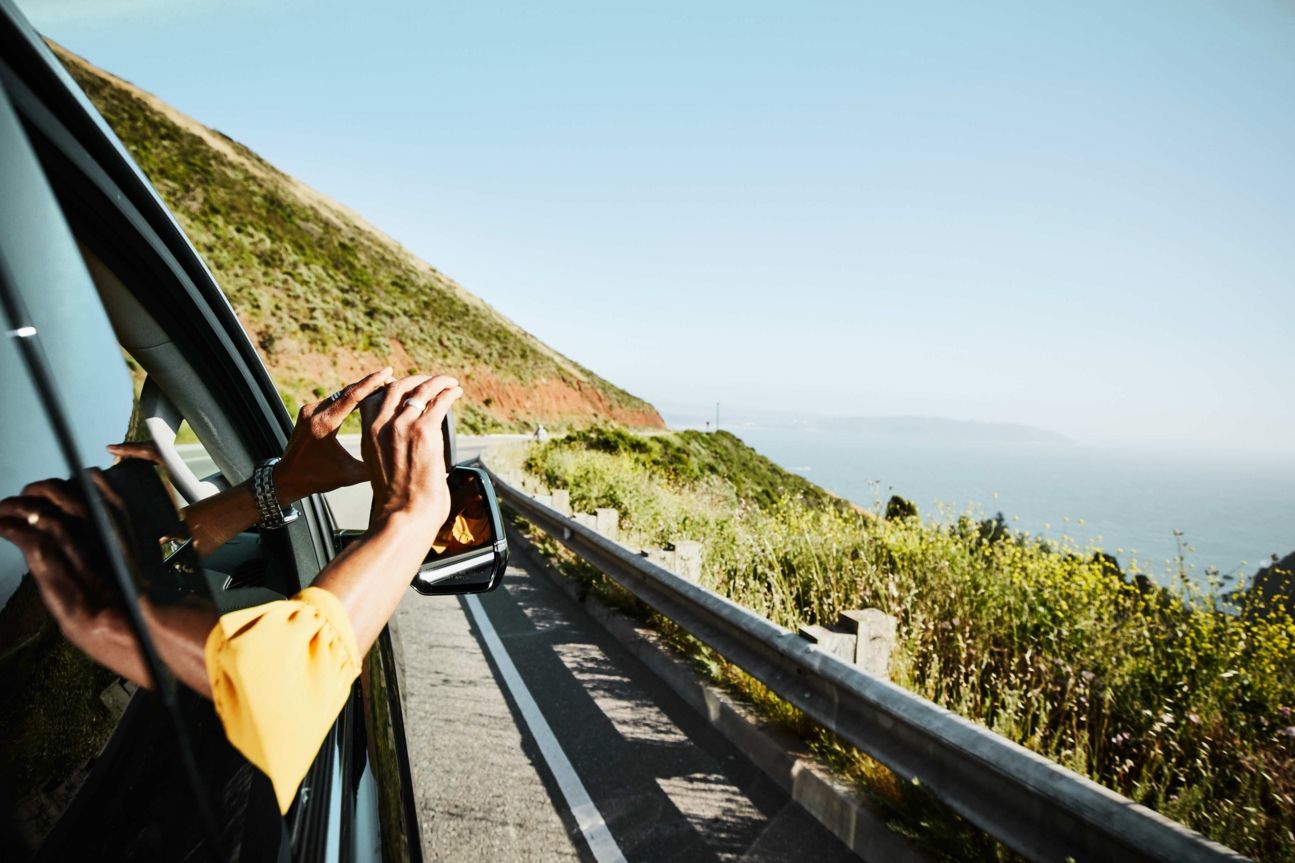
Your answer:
(724, 425), (1295, 589)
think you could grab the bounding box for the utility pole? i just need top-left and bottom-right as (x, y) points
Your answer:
(715, 402), (720, 432)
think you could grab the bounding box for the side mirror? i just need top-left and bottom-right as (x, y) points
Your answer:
(411, 465), (508, 595)
(336, 404), (507, 595)
(331, 465), (508, 596)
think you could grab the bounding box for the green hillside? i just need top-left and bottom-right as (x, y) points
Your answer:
(524, 430), (1295, 862)
(53, 44), (663, 433)
(538, 427), (852, 511)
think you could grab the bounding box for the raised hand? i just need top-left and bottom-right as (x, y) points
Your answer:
(359, 374), (463, 533)
(276, 367), (395, 502)
(0, 474), (170, 688)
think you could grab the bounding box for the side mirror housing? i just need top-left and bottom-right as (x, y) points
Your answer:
(331, 465), (508, 596)
(411, 464), (508, 595)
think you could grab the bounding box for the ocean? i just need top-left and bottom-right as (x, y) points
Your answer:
(715, 425), (1294, 588)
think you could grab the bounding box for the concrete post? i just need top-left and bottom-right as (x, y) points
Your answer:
(99, 679), (137, 718)
(574, 512), (596, 530)
(672, 540), (704, 582)
(533, 492), (553, 509)
(550, 489), (571, 517)
(641, 547), (675, 570)
(798, 624), (856, 664)
(839, 609), (898, 679)
(594, 508), (619, 542)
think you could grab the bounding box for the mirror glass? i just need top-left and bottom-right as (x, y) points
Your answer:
(412, 466), (508, 595)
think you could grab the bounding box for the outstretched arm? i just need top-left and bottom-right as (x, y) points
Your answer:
(0, 371), (462, 701)
(0, 476), (212, 696)
(167, 366), (394, 557)
(313, 373), (462, 654)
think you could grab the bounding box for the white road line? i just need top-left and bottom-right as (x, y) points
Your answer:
(464, 593), (628, 863)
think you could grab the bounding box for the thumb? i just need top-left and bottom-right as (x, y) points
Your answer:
(339, 455), (370, 486)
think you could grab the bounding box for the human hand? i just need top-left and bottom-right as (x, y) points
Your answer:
(360, 374), (463, 533)
(0, 472), (216, 693)
(0, 477), (126, 646)
(276, 367), (395, 502)
(106, 440), (163, 464)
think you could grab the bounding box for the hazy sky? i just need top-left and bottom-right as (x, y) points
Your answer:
(17, 0), (1295, 454)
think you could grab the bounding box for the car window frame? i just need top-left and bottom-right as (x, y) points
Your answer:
(0, 55), (337, 586)
(0, 11), (346, 851)
(0, 10), (425, 858)
(0, 74), (228, 858)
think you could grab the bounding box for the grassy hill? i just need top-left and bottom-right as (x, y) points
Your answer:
(52, 44), (663, 433)
(524, 429), (1294, 862)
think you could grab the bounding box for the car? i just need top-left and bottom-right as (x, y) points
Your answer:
(0, 2), (501, 859)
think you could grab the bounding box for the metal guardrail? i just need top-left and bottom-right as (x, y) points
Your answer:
(486, 465), (1250, 863)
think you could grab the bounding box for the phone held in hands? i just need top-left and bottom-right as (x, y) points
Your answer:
(354, 390), (508, 595)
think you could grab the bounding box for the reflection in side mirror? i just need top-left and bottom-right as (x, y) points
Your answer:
(334, 466), (508, 596)
(413, 466), (508, 595)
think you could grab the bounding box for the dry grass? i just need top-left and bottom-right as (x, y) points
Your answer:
(523, 429), (1295, 861)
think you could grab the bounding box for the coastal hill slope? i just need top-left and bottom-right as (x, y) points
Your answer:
(53, 44), (663, 432)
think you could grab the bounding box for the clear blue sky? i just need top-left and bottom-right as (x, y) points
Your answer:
(18, 0), (1295, 454)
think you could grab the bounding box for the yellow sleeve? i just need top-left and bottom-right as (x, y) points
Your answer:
(205, 586), (361, 814)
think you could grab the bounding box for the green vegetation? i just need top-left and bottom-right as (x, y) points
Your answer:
(0, 576), (118, 816)
(524, 428), (1295, 861)
(56, 47), (660, 432)
(549, 428), (842, 509)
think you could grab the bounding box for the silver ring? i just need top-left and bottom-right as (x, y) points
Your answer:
(328, 389), (346, 404)
(26, 512), (40, 526)
(404, 398), (429, 413)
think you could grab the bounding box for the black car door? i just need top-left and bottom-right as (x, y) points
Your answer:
(0, 3), (420, 861)
(0, 68), (281, 861)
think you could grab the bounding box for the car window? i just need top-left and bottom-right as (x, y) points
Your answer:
(0, 71), (134, 857)
(0, 81), (289, 862)
(0, 317), (131, 856)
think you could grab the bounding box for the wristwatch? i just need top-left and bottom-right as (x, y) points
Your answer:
(252, 457), (299, 529)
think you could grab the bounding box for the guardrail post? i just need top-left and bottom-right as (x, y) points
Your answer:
(797, 623), (857, 663)
(798, 609), (897, 678)
(594, 508), (619, 541)
(839, 609), (898, 679)
(533, 492), (553, 509)
(672, 540), (704, 582)
(642, 547), (675, 570)
(550, 489), (571, 516)
(574, 512), (596, 530)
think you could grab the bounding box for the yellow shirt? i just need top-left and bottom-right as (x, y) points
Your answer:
(431, 510), (491, 556)
(205, 586), (360, 814)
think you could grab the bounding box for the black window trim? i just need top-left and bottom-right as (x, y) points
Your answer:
(0, 18), (351, 855)
(0, 10), (425, 857)
(0, 54), (339, 579)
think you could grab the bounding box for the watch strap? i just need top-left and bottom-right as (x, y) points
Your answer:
(252, 457), (299, 529)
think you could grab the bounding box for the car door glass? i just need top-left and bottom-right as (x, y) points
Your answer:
(0, 315), (296, 862)
(0, 74), (142, 857)
(0, 81), (286, 862)
(0, 327), (134, 857)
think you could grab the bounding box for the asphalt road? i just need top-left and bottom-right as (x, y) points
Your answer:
(185, 434), (856, 861)
(397, 545), (856, 863)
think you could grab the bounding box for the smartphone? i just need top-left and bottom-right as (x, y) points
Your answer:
(355, 390), (507, 595)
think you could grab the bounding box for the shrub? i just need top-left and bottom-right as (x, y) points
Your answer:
(525, 429), (1295, 861)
